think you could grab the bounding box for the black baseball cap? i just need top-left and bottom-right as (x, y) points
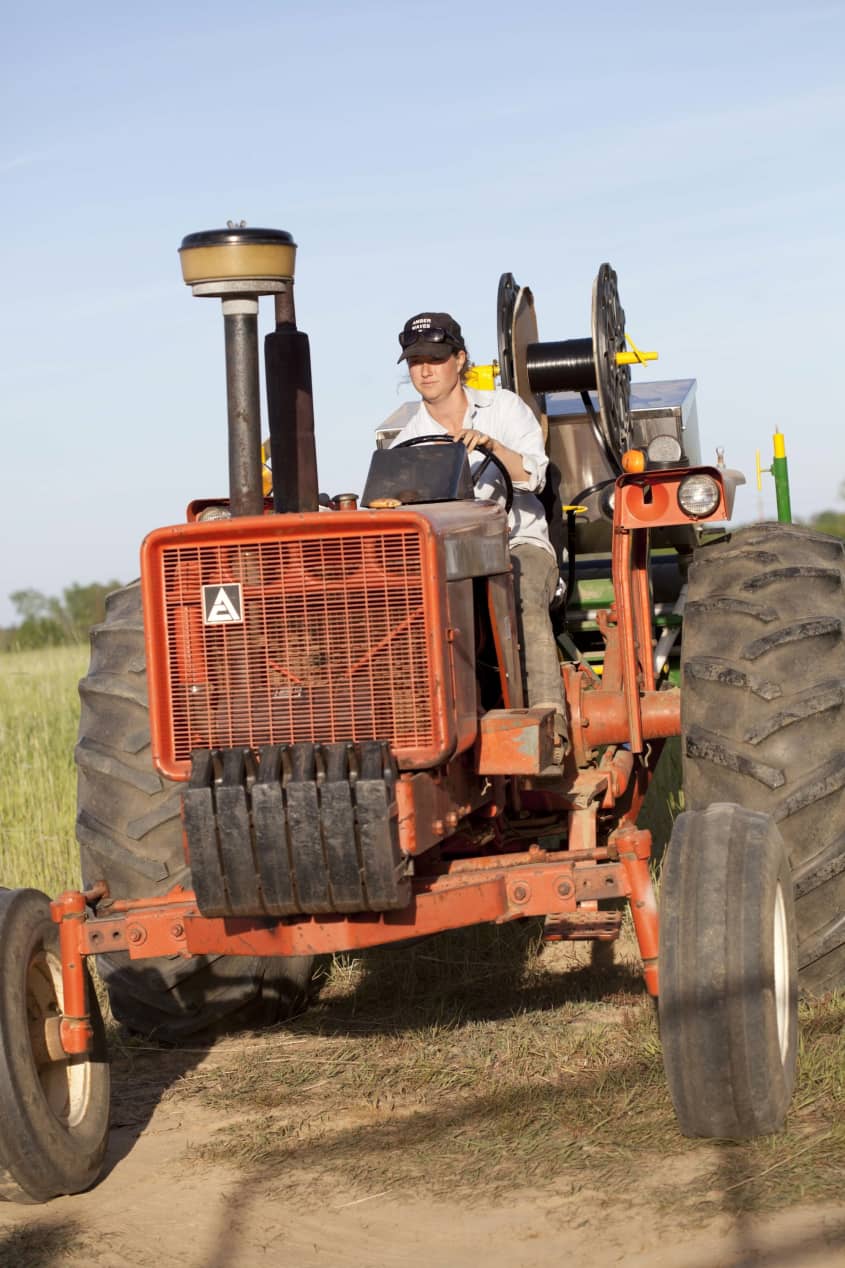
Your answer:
(397, 312), (465, 363)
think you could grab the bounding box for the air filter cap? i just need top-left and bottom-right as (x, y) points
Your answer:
(179, 226), (296, 290)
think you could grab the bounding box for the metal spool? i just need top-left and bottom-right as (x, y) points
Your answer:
(498, 263), (631, 465)
(496, 273), (548, 440)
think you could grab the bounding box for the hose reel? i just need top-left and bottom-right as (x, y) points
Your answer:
(497, 263), (635, 468)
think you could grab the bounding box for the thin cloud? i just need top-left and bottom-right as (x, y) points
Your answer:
(0, 151), (55, 176)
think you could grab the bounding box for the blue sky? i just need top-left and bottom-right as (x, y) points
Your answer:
(2, 1), (843, 625)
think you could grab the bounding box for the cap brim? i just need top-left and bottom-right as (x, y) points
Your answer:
(397, 342), (461, 364)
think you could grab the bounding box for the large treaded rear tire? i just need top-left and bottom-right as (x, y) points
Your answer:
(682, 522), (845, 992)
(75, 582), (313, 1041)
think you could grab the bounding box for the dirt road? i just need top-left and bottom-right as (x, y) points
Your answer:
(1, 1071), (843, 1268)
(1, 938), (843, 1268)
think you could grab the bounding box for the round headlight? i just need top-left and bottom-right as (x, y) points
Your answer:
(678, 474), (721, 518)
(647, 434), (683, 465)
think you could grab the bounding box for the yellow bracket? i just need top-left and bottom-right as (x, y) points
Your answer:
(757, 434), (786, 489)
(562, 504), (588, 514)
(616, 333), (658, 366)
(261, 438), (272, 497)
(464, 361), (500, 391)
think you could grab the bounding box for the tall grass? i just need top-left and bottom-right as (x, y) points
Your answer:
(0, 644), (88, 894)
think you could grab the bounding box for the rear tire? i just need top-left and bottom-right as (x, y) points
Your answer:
(0, 888), (110, 1202)
(659, 804), (798, 1138)
(75, 581), (313, 1041)
(682, 522), (845, 991)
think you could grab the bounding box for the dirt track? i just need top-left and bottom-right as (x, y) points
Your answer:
(2, 933), (843, 1268)
(2, 1020), (844, 1268)
(1, 1074), (843, 1268)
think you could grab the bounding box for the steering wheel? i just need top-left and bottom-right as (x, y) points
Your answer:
(394, 434), (514, 514)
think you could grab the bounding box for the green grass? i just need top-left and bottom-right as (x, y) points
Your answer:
(0, 644), (88, 894)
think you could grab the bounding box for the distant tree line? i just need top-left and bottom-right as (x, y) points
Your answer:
(1, 581), (121, 651)
(805, 487), (845, 540)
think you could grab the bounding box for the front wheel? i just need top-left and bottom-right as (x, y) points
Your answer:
(659, 804), (798, 1138)
(0, 888), (110, 1202)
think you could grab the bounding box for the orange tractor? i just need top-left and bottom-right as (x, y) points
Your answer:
(1, 228), (842, 1202)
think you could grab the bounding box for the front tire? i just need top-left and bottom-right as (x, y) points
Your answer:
(659, 804), (798, 1138)
(75, 581), (313, 1041)
(0, 888), (110, 1202)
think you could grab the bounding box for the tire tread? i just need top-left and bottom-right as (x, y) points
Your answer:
(75, 581), (313, 1039)
(683, 522), (845, 992)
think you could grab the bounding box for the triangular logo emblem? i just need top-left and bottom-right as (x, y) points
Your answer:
(202, 583), (243, 625)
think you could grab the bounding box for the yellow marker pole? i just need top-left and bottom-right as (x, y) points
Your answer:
(755, 432), (792, 523)
(771, 430), (792, 524)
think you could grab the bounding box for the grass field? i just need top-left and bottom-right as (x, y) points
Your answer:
(0, 644), (89, 894)
(1, 645), (842, 1223)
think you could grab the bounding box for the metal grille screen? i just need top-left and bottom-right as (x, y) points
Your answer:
(161, 530), (434, 760)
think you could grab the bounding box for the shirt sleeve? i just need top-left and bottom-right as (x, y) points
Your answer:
(493, 392), (549, 493)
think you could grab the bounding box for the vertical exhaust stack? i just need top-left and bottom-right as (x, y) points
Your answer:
(178, 226), (311, 516)
(265, 285), (319, 513)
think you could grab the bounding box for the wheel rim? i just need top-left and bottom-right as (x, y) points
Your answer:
(26, 948), (93, 1128)
(773, 882), (792, 1066)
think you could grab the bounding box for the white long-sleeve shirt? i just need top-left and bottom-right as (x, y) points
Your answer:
(390, 386), (555, 559)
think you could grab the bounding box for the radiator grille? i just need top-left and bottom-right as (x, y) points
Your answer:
(160, 530), (435, 763)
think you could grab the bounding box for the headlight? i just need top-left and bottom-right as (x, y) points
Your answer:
(647, 434), (683, 465)
(197, 505), (232, 522)
(677, 474), (721, 518)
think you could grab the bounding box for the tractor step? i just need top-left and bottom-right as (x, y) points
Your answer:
(543, 909), (623, 942)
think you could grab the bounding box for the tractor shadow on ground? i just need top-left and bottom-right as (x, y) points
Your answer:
(99, 1035), (213, 1183)
(0, 1217), (88, 1268)
(92, 960), (273, 1185)
(84, 923), (645, 1192)
(299, 916), (649, 1040)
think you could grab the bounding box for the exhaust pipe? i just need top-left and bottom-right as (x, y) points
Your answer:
(264, 287), (319, 513)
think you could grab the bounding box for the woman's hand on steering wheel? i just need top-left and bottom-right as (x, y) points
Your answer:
(456, 427), (490, 453)
(394, 433), (514, 514)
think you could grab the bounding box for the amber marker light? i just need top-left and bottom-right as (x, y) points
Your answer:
(621, 449), (647, 474)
